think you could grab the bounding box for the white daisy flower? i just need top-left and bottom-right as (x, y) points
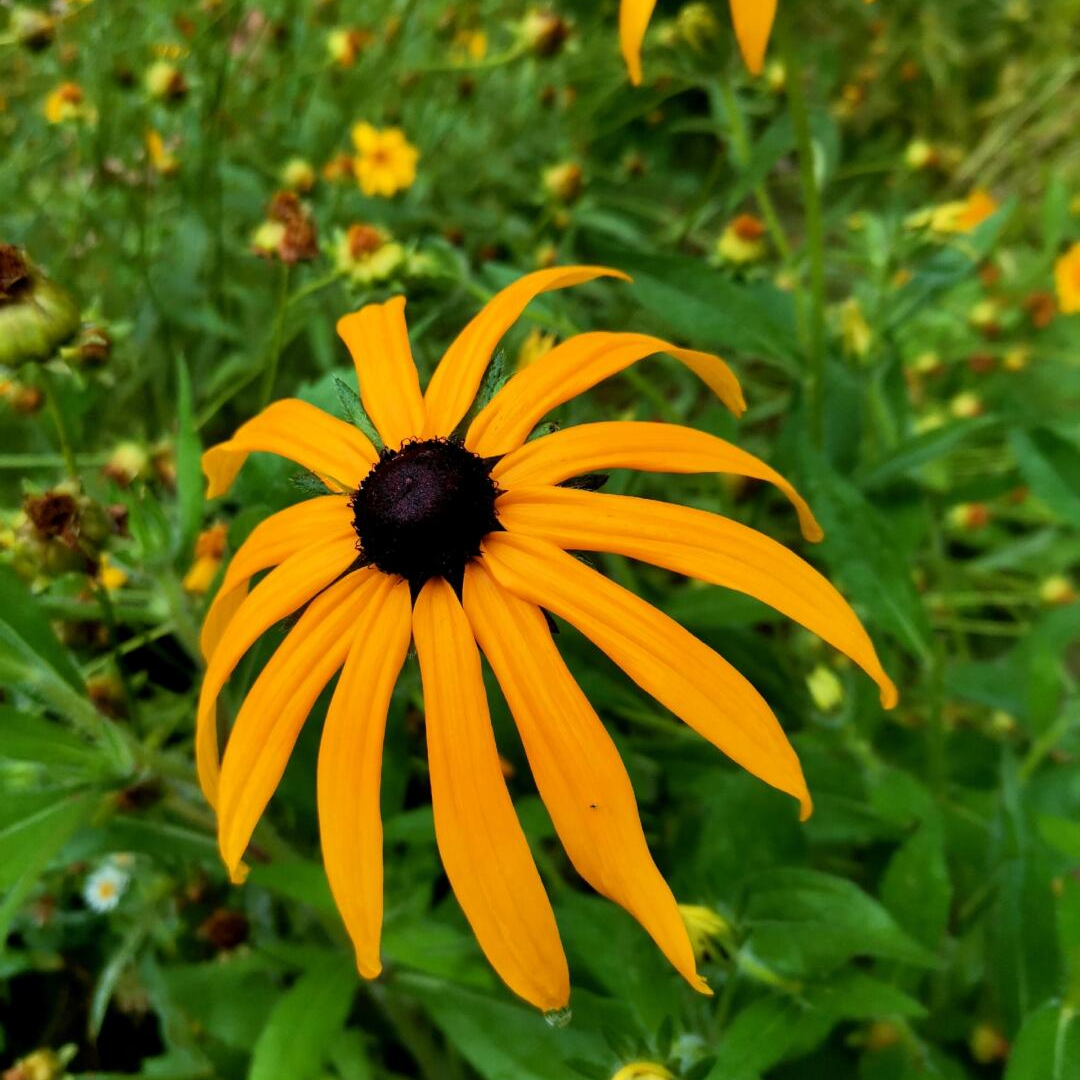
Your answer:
(83, 864), (130, 913)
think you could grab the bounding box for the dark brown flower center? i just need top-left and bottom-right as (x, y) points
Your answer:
(350, 438), (500, 593)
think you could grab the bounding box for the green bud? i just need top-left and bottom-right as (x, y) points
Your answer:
(0, 246), (81, 366)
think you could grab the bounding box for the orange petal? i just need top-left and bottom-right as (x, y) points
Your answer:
(618, 0), (659, 85)
(202, 399), (377, 499)
(422, 266), (630, 438)
(336, 296), (425, 448)
(467, 333), (745, 458)
(318, 574), (411, 978)
(498, 487), (897, 709)
(463, 562), (709, 995)
(196, 532), (358, 807)
(200, 496), (354, 661)
(494, 420), (822, 541)
(412, 577), (569, 1011)
(217, 569), (381, 879)
(729, 0), (778, 75)
(481, 531), (811, 819)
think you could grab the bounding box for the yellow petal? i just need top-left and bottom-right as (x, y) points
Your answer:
(200, 496), (354, 661)
(462, 562), (709, 995)
(422, 266), (630, 438)
(481, 531), (811, 819)
(729, 0), (778, 74)
(494, 420), (822, 541)
(618, 0), (659, 85)
(196, 532), (358, 807)
(467, 333), (745, 458)
(202, 399), (377, 499)
(498, 486), (897, 709)
(336, 296), (425, 448)
(318, 574), (411, 978)
(217, 569), (381, 878)
(412, 577), (569, 1011)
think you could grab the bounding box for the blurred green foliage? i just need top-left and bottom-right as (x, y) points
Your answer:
(2, 0), (1079, 1078)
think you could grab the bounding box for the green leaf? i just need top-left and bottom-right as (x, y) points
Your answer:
(860, 417), (999, 490)
(742, 868), (939, 975)
(333, 374), (382, 448)
(0, 564), (85, 693)
(811, 971), (927, 1020)
(400, 973), (625, 1080)
(799, 451), (932, 662)
(590, 245), (800, 370)
(1010, 428), (1080, 526)
(1005, 1001), (1080, 1080)
(175, 355), (204, 557)
(0, 790), (100, 947)
(0, 705), (107, 769)
(880, 819), (952, 950)
(248, 953), (356, 1080)
(705, 996), (833, 1080)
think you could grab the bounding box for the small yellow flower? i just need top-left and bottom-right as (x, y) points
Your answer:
(322, 153), (355, 183)
(716, 213), (767, 265)
(839, 297), (872, 359)
(679, 903), (734, 961)
(1040, 575), (1076, 606)
(969, 1023), (1009, 1065)
(145, 130), (180, 176)
(611, 1064), (674, 1080)
(452, 29), (488, 61)
(44, 82), (92, 125)
(351, 123), (419, 198)
(807, 664), (844, 711)
(281, 157), (316, 193)
(1003, 345), (1031, 371)
(1054, 241), (1080, 314)
(904, 139), (938, 171)
(516, 327), (557, 371)
(145, 60), (187, 101)
(911, 190), (999, 235)
(333, 224), (405, 285)
(184, 523), (228, 594)
(99, 553), (128, 592)
(949, 391), (983, 419)
(542, 162), (584, 205)
(327, 27), (371, 68)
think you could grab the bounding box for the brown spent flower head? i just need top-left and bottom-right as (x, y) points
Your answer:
(198, 908), (251, 951)
(521, 10), (571, 57)
(254, 193), (318, 263)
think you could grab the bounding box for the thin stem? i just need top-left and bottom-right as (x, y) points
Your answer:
(779, 21), (827, 446)
(37, 366), (79, 479)
(258, 262), (293, 409)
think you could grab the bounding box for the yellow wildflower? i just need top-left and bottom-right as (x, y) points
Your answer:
(716, 213), (767, 265)
(44, 82), (92, 125)
(453, 29), (488, 61)
(611, 1065), (674, 1080)
(145, 130), (179, 176)
(333, 224), (405, 285)
(516, 326), (557, 371)
(145, 60), (187, 101)
(911, 190), (999, 235)
(184, 523), (228, 594)
(352, 124), (419, 198)
(99, 553), (129, 592)
(679, 903), (734, 961)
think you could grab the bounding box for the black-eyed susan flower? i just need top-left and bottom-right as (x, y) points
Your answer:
(351, 123), (419, 198)
(196, 267), (897, 1011)
(620, 0), (779, 85)
(44, 81), (94, 125)
(1055, 241), (1080, 314)
(715, 212), (767, 265)
(332, 223), (405, 285)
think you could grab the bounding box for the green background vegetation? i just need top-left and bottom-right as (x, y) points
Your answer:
(2, 1), (1079, 1077)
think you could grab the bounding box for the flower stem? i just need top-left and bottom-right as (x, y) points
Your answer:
(38, 366), (79, 480)
(258, 262), (292, 409)
(779, 21), (827, 446)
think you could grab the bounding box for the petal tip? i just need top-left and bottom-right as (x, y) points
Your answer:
(880, 679), (899, 710)
(228, 860), (250, 886)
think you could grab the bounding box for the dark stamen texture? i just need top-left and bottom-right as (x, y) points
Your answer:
(350, 438), (501, 591)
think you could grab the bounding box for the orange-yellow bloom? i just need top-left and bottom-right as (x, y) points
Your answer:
(620, 0), (777, 85)
(196, 267), (896, 1011)
(351, 123), (419, 198)
(1055, 241), (1080, 314)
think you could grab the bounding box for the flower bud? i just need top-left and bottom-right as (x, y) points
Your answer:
(145, 61), (188, 101)
(0, 245), (80, 366)
(542, 161), (583, 204)
(520, 10), (571, 57)
(281, 157), (316, 193)
(11, 6), (55, 51)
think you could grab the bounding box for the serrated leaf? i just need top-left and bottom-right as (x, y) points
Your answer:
(333, 375), (382, 449)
